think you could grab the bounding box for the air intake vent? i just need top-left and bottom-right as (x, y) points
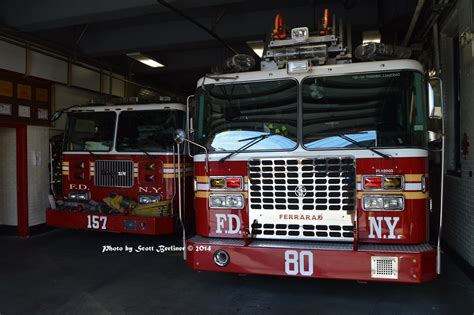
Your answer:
(371, 256), (398, 279)
(94, 160), (134, 188)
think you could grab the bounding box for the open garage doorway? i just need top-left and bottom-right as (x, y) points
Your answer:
(0, 124), (28, 236)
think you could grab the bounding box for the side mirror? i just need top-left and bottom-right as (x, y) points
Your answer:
(428, 77), (443, 119)
(174, 129), (186, 144)
(51, 110), (63, 122)
(173, 128), (209, 173)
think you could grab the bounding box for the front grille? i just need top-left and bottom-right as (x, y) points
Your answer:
(94, 160), (134, 188)
(248, 157), (356, 241)
(250, 222), (354, 238)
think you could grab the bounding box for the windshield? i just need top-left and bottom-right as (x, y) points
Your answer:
(63, 112), (116, 152)
(116, 110), (185, 152)
(302, 71), (427, 148)
(195, 79), (298, 151)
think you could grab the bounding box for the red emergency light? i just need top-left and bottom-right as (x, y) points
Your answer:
(363, 176), (382, 189)
(225, 177), (242, 189)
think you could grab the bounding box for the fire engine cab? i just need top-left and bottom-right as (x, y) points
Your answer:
(47, 102), (193, 235)
(178, 16), (438, 282)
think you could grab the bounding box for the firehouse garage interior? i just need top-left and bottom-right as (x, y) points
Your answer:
(0, 0), (474, 313)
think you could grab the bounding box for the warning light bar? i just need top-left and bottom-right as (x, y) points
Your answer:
(210, 176), (243, 190)
(363, 175), (404, 190)
(291, 27), (309, 42)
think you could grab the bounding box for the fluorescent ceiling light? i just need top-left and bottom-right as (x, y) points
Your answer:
(126, 52), (164, 68)
(246, 40), (265, 58)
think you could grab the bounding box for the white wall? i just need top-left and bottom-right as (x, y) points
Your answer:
(22, 85), (104, 227)
(0, 39), (125, 97)
(0, 39), (129, 229)
(0, 128), (17, 226)
(30, 51), (68, 84)
(53, 84), (105, 131)
(0, 41), (25, 74)
(27, 126), (50, 226)
(440, 0), (474, 266)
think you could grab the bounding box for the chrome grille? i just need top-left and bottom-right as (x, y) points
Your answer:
(250, 223), (354, 238)
(248, 157), (356, 241)
(94, 160), (134, 188)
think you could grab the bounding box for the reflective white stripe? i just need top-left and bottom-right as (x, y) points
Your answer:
(193, 148), (428, 162)
(163, 167), (192, 174)
(62, 166), (69, 171)
(356, 182), (421, 191)
(404, 183), (422, 191)
(63, 151), (180, 156)
(196, 183), (210, 191)
(133, 168), (139, 172)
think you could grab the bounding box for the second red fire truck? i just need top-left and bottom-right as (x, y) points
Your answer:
(47, 102), (193, 235)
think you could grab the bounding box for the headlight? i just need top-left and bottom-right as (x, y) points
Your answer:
(383, 196), (404, 210)
(363, 196), (383, 209)
(138, 195), (160, 204)
(209, 194), (244, 209)
(362, 195), (404, 211)
(226, 195), (243, 208)
(68, 191), (89, 201)
(209, 195), (227, 208)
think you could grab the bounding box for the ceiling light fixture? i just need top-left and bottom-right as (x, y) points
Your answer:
(246, 40), (265, 58)
(126, 52), (165, 68)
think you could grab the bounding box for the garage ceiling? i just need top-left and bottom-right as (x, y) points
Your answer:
(0, 0), (434, 95)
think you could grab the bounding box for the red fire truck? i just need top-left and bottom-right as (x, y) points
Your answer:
(177, 18), (440, 282)
(46, 102), (193, 235)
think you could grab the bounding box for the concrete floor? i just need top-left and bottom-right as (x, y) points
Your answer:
(0, 230), (473, 315)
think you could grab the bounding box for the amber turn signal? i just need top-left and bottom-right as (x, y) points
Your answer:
(210, 178), (225, 188)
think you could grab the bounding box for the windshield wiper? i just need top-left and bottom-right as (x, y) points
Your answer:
(337, 134), (391, 159)
(137, 149), (152, 157)
(220, 133), (275, 162)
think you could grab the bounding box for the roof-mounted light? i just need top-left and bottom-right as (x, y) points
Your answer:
(291, 27), (309, 42)
(287, 60), (310, 74)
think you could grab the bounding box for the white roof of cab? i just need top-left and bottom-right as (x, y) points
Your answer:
(66, 103), (186, 113)
(197, 59), (424, 87)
